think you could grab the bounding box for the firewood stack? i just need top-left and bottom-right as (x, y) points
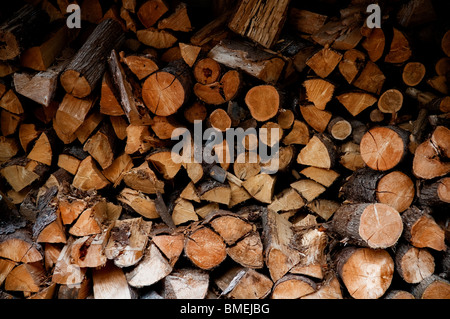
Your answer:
(0, 0), (449, 300)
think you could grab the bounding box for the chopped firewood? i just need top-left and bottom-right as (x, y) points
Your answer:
(208, 39), (285, 83)
(268, 188), (305, 213)
(164, 268), (209, 299)
(206, 211), (253, 245)
(303, 78), (335, 110)
(262, 209), (301, 282)
(297, 134), (336, 169)
(126, 243), (173, 288)
(412, 275), (450, 299)
(401, 206), (446, 251)
(0, 136), (19, 163)
(52, 238), (86, 285)
(288, 8), (327, 35)
(172, 198), (198, 226)
(142, 59), (192, 116)
(1, 158), (48, 192)
(242, 173), (275, 204)
(117, 188), (158, 219)
(334, 247), (394, 299)
(152, 232), (184, 267)
(123, 161), (165, 194)
(290, 179), (326, 202)
(158, 2), (192, 32)
(378, 89), (403, 114)
(228, 0), (290, 48)
(198, 179), (231, 205)
(413, 131), (450, 180)
(218, 267), (273, 299)
(341, 168), (415, 213)
(72, 156), (110, 191)
(147, 150), (181, 180)
(282, 120), (310, 145)
(331, 203), (403, 249)
(226, 232), (264, 269)
(360, 126), (408, 171)
(395, 242), (435, 284)
(60, 19), (124, 98)
(339, 49), (366, 84)
(299, 104), (332, 133)
(0, 89), (23, 115)
(102, 153), (133, 186)
(179, 43), (200, 68)
(105, 218), (152, 268)
(69, 199), (106, 237)
(306, 47), (342, 79)
(385, 28), (412, 64)
(194, 70), (241, 105)
(121, 53), (158, 81)
(92, 261), (132, 299)
(384, 290), (415, 299)
(137, 0), (169, 28)
(194, 58), (221, 85)
(0, 229), (42, 263)
(327, 117), (352, 141)
(245, 85), (280, 122)
(403, 62), (426, 86)
(70, 227), (111, 268)
(136, 28), (177, 49)
(5, 262), (45, 293)
(336, 91), (377, 117)
(418, 177), (450, 207)
(306, 199), (340, 221)
(271, 274), (317, 299)
(184, 225), (227, 270)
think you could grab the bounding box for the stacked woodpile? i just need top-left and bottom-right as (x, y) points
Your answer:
(0, 0), (449, 299)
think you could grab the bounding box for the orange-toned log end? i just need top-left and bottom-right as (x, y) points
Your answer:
(360, 127), (407, 171)
(60, 70), (92, 98)
(336, 247), (394, 299)
(402, 62), (426, 86)
(376, 171), (415, 212)
(245, 85), (280, 122)
(209, 109), (231, 132)
(142, 72), (187, 116)
(184, 226), (227, 270)
(359, 203), (403, 249)
(442, 30), (450, 57)
(194, 58), (221, 84)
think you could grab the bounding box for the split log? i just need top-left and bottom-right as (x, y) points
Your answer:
(339, 49), (366, 84)
(126, 243), (172, 288)
(137, 0), (169, 28)
(290, 179), (326, 203)
(4, 262), (46, 293)
(0, 229), (42, 263)
(121, 53), (158, 81)
(163, 268), (209, 299)
(207, 211), (253, 245)
(306, 47), (342, 79)
(303, 78), (335, 111)
(336, 91), (377, 117)
(262, 209), (301, 282)
(0, 89), (23, 115)
(334, 247), (394, 299)
(60, 19), (124, 98)
(401, 206), (446, 251)
(179, 43), (200, 67)
(52, 238), (86, 286)
(70, 229), (111, 268)
(218, 267), (273, 299)
(282, 120), (310, 145)
(72, 156), (110, 191)
(107, 49), (152, 125)
(193, 58), (221, 85)
(194, 70), (240, 105)
(105, 218), (152, 268)
(395, 242), (435, 284)
(92, 261), (132, 299)
(1, 157), (48, 192)
(242, 174), (275, 204)
(297, 134), (336, 169)
(299, 104), (332, 133)
(69, 198), (107, 237)
(157, 3), (192, 32)
(123, 161), (165, 194)
(184, 225), (227, 270)
(331, 203), (403, 249)
(228, 0), (290, 48)
(268, 188), (305, 213)
(352, 61), (385, 95)
(152, 232), (184, 267)
(288, 8), (327, 35)
(384, 28), (412, 64)
(271, 274), (316, 299)
(136, 28), (177, 49)
(142, 59), (192, 116)
(226, 232), (264, 269)
(208, 39), (285, 83)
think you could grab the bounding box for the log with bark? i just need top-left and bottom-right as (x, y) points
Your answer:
(0, 0), (449, 301)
